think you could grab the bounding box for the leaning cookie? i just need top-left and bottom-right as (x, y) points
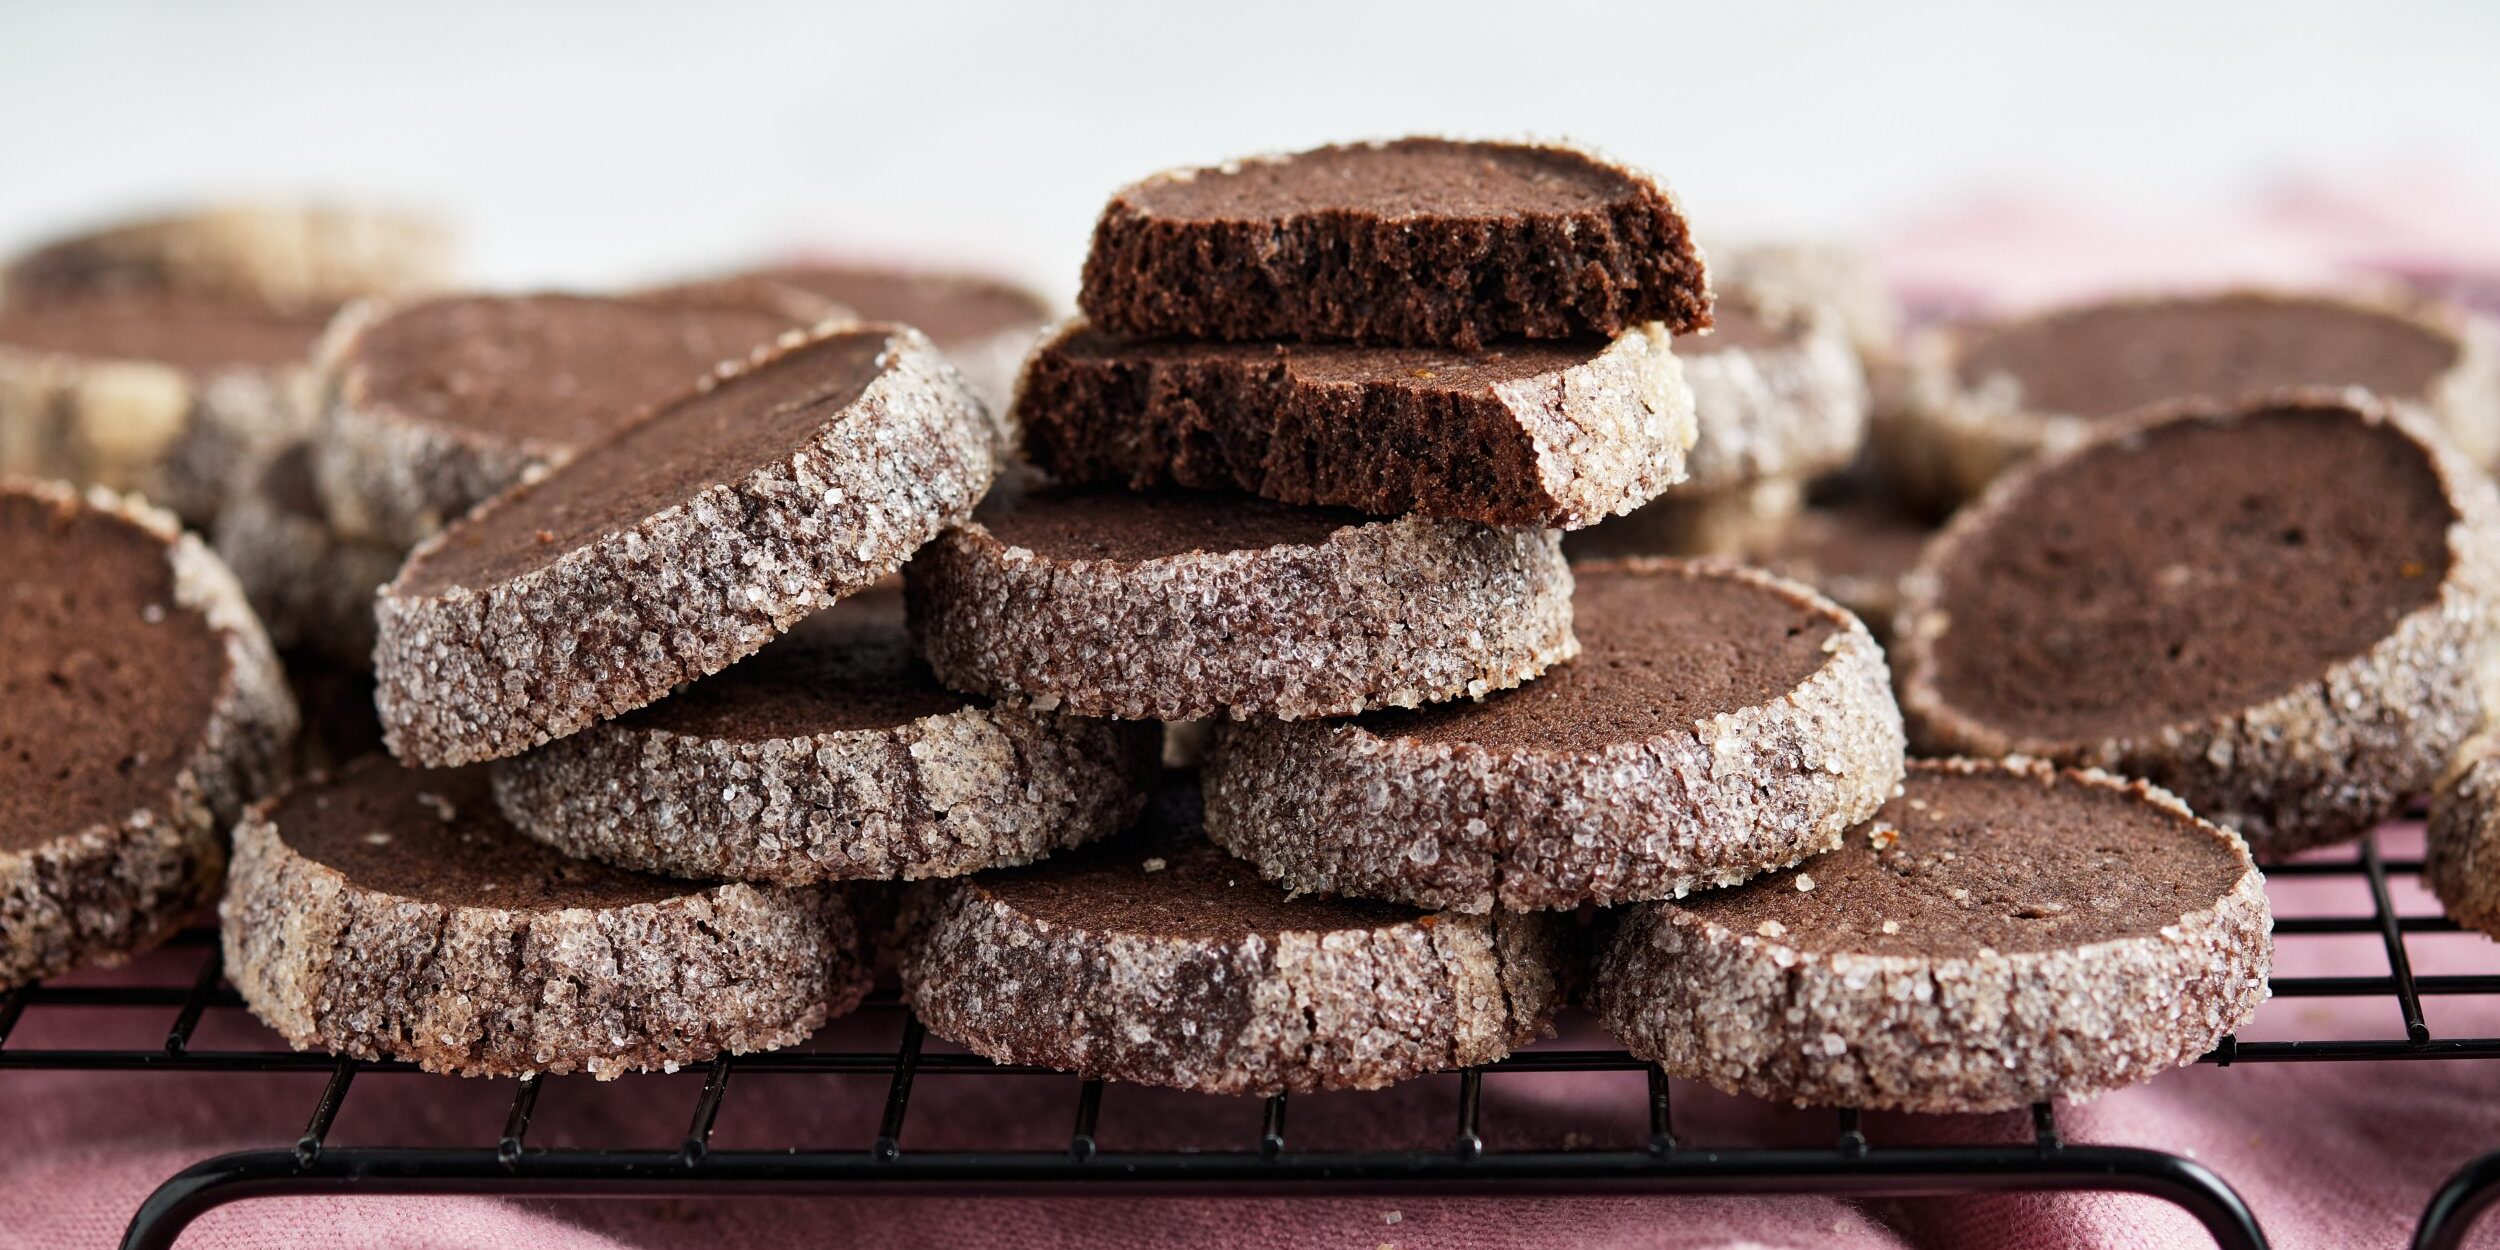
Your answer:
(0, 296), (328, 523)
(1205, 560), (1903, 912)
(1896, 391), (2500, 855)
(905, 485), (1576, 722)
(488, 586), (1161, 884)
(899, 781), (1562, 1094)
(315, 291), (814, 547)
(212, 443), (402, 667)
(222, 759), (864, 1078)
(1879, 289), (2500, 508)
(2427, 742), (2500, 941)
(1592, 758), (2271, 1113)
(2, 480), (295, 989)
(376, 322), (992, 767)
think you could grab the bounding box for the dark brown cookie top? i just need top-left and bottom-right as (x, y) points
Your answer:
(1121, 139), (1637, 221)
(1672, 762), (2249, 956)
(757, 264), (1047, 347)
(0, 295), (329, 373)
(1922, 401), (2453, 743)
(972, 486), (1367, 565)
(967, 781), (1416, 940)
(270, 758), (693, 910)
(1954, 291), (2461, 420)
(0, 488), (228, 851)
(1044, 325), (1620, 389)
(343, 293), (799, 450)
(1363, 562), (1839, 755)
(400, 326), (890, 596)
(616, 585), (972, 740)
(254, 441), (327, 522)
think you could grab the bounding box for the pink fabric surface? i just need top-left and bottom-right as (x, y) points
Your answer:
(13, 176), (2500, 1248)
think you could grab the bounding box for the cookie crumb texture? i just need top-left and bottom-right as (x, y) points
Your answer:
(2428, 745), (2500, 940)
(221, 765), (863, 1078)
(1592, 759), (2271, 1113)
(905, 490), (1578, 722)
(1013, 321), (1695, 529)
(488, 591), (1164, 884)
(1079, 138), (1710, 349)
(899, 806), (1563, 1094)
(1205, 561), (1904, 912)
(374, 323), (995, 767)
(2, 480), (295, 989)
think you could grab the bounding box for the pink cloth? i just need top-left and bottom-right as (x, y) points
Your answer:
(13, 176), (2500, 1248)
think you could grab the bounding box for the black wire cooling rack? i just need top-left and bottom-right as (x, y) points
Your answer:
(5, 832), (2498, 1250)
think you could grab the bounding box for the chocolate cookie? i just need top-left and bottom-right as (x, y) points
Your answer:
(899, 780), (1563, 1094)
(1012, 320), (1695, 528)
(314, 291), (813, 546)
(3, 202), (450, 312)
(1204, 560), (1903, 912)
(222, 759), (863, 1078)
(488, 586), (1162, 884)
(753, 263), (1051, 415)
(1079, 138), (1711, 348)
(0, 295), (328, 522)
(1592, 758), (2270, 1113)
(1897, 393), (2500, 854)
(904, 485), (1577, 722)
(1881, 289), (2500, 507)
(2426, 740), (2500, 940)
(2, 479), (295, 989)
(212, 443), (401, 668)
(376, 322), (994, 767)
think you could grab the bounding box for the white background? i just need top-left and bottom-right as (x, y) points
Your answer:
(3, 1), (2496, 300)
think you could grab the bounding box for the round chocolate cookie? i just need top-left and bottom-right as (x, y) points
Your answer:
(1204, 560), (1903, 912)
(1013, 319), (1696, 529)
(752, 263), (1051, 416)
(222, 759), (863, 1078)
(1896, 394), (2500, 855)
(2, 480), (295, 989)
(1881, 290), (2500, 507)
(3, 202), (450, 313)
(899, 780), (1563, 1094)
(2427, 740), (2500, 941)
(212, 442), (402, 668)
(904, 485), (1577, 722)
(1079, 137), (1711, 349)
(376, 322), (994, 768)
(1591, 758), (2271, 1113)
(314, 291), (814, 546)
(0, 295), (329, 522)
(489, 586), (1162, 884)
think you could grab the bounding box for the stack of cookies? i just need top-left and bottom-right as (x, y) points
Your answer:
(8, 142), (2319, 1119)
